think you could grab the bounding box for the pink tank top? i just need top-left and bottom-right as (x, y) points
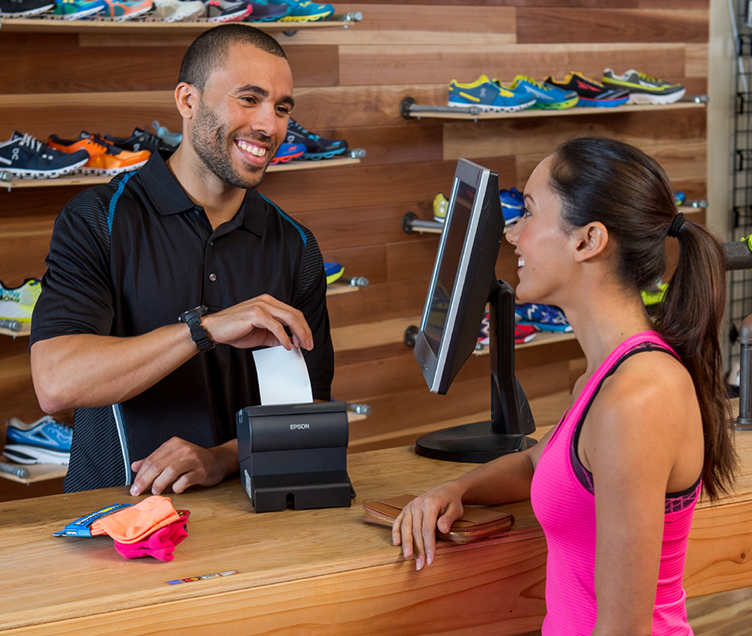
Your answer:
(530, 331), (699, 635)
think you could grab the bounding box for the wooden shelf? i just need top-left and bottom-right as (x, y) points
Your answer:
(401, 97), (708, 121)
(474, 330), (576, 356)
(0, 13), (361, 35)
(0, 155), (364, 190)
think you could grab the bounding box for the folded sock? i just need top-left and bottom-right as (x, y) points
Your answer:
(113, 516), (188, 562)
(91, 495), (181, 544)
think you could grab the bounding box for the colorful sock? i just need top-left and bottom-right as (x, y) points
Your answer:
(91, 495), (181, 544)
(113, 516), (188, 562)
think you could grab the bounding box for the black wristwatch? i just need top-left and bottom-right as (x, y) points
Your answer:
(178, 305), (215, 352)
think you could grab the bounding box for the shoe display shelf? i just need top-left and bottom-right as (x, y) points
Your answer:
(0, 149), (367, 191)
(473, 331), (576, 356)
(0, 11), (361, 35)
(399, 95), (709, 122)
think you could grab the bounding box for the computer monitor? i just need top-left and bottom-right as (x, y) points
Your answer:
(412, 158), (536, 462)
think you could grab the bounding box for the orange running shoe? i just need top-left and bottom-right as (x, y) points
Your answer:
(47, 132), (150, 176)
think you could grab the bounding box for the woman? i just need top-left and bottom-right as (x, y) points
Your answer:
(393, 137), (737, 635)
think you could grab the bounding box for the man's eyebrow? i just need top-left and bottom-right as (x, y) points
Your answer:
(235, 85), (295, 109)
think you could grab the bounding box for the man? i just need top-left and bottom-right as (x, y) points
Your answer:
(29, 25), (334, 496)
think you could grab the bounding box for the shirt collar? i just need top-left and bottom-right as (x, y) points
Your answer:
(141, 150), (267, 238)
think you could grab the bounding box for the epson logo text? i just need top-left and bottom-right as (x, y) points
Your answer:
(290, 423), (310, 430)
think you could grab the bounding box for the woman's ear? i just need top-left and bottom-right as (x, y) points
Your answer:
(573, 222), (609, 263)
(175, 83), (197, 120)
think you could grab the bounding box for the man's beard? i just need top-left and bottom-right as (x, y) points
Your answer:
(191, 100), (271, 190)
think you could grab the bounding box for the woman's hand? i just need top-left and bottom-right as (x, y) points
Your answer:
(392, 481), (465, 571)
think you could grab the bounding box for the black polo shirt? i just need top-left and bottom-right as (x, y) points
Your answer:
(31, 151), (334, 492)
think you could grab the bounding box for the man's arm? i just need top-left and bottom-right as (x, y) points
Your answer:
(31, 294), (314, 413)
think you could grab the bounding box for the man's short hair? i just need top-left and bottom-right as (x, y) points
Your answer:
(178, 24), (287, 90)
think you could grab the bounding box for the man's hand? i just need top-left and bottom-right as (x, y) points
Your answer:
(203, 294), (313, 351)
(129, 437), (238, 496)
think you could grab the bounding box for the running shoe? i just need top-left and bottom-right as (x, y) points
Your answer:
(47, 132), (150, 176)
(515, 302), (573, 333)
(203, 0), (251, 21)
(0, 278), (40, 337)
(102, 0), (152, 18)
(448, 75), (537, 113)
(6, 416), (72, 452)
(152, 120), (183, 147)
(268, 0), (331, 21)
(3, 444), (69, 465)
(641, 283), (668, 308)
(0, 0), (54, 17)
(269, 142), (305, 164)
(104, 127), (178, 153)
(52, 0), (107, 18)
(433, 192), (448, 223)
(324, 261), (345, 285)
(244, 0), (288, 20)
(151, 0), (203, 20)
(601, 69), (686, 105)
(515, 323), (537, 345)
(500, 187), (524, 225)
(503, 76), (578, 110)
(285, 118), (348, 160)
(477, 310), (536, 347)
(0, 132), (89, 180)
(544, 72), (629, 108)
(674, 191), (685, 206)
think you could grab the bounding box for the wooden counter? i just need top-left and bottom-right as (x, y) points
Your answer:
(2, 429), (752, 635)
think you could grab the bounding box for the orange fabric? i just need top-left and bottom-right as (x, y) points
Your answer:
(91, 496), (181, 544)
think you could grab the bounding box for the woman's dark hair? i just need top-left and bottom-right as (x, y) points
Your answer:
(178, 24), (287, 90)
(549, 136), (736, 500)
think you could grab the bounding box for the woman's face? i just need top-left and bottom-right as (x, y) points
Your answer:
(505, 156), (576, 305)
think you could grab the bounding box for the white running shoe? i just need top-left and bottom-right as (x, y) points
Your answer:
(151, 0), (204, 21)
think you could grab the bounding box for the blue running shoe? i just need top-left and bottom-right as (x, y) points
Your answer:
(544, 72), (628, 108)
(268, 0), (332, 21)
(270, 142), (305, 165)
(285, 118), (348, 160)
(53, 0), (107, 18)
(674, 191), (685, 206)
(515, 302), (573, 333)
(6, 416), (72, 452)
(448, 75), (537, 113)
(500, 187), (524, 225)
(324, 261), (345, 285)
(503, 75), (578, 110)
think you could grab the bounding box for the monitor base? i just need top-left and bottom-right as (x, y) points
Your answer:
(415, 421), (537, 463)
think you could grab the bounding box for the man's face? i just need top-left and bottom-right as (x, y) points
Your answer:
(190, 42), (294, 190)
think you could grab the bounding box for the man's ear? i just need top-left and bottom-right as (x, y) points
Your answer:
(573, 222), (609, 263)
(175, 82), (197, 120)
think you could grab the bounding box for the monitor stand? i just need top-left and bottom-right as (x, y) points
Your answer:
(414, 280), (537, 463)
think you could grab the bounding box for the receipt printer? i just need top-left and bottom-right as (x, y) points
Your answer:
(237, 401), (352, 513)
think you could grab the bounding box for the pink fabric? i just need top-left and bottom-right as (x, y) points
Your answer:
(113, 516), (188, 562)
(530, 331), (698, 635)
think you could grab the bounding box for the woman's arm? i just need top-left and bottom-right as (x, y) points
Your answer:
(393, 424), (556, 570)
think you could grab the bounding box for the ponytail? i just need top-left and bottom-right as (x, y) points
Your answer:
(656, 219), (737, 500)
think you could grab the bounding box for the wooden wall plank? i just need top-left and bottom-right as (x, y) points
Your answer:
(0, 36), (337, 93)
(516, 9), (709, 44)
(338, 43), (688, 86)
(443, 108), (706, 162)
(686, 43), (710, 77)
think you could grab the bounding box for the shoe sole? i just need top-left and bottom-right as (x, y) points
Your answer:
(278, 11), (332, 21)
(516, 320), (573, 333)
(300, 147), (348, 160)
(78, 159), (147, 176)
(0, 156), (89, 179)
(151, 5), (204, 20)
(55, 5), (106, 19)
(0, 2), (54, 16)
(626, 89), (686, 105)
(270, 153), (305, 164)
(577, 96), (630, 108)
(447, 100), (535, 113)
(529, 96), (579, 110)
